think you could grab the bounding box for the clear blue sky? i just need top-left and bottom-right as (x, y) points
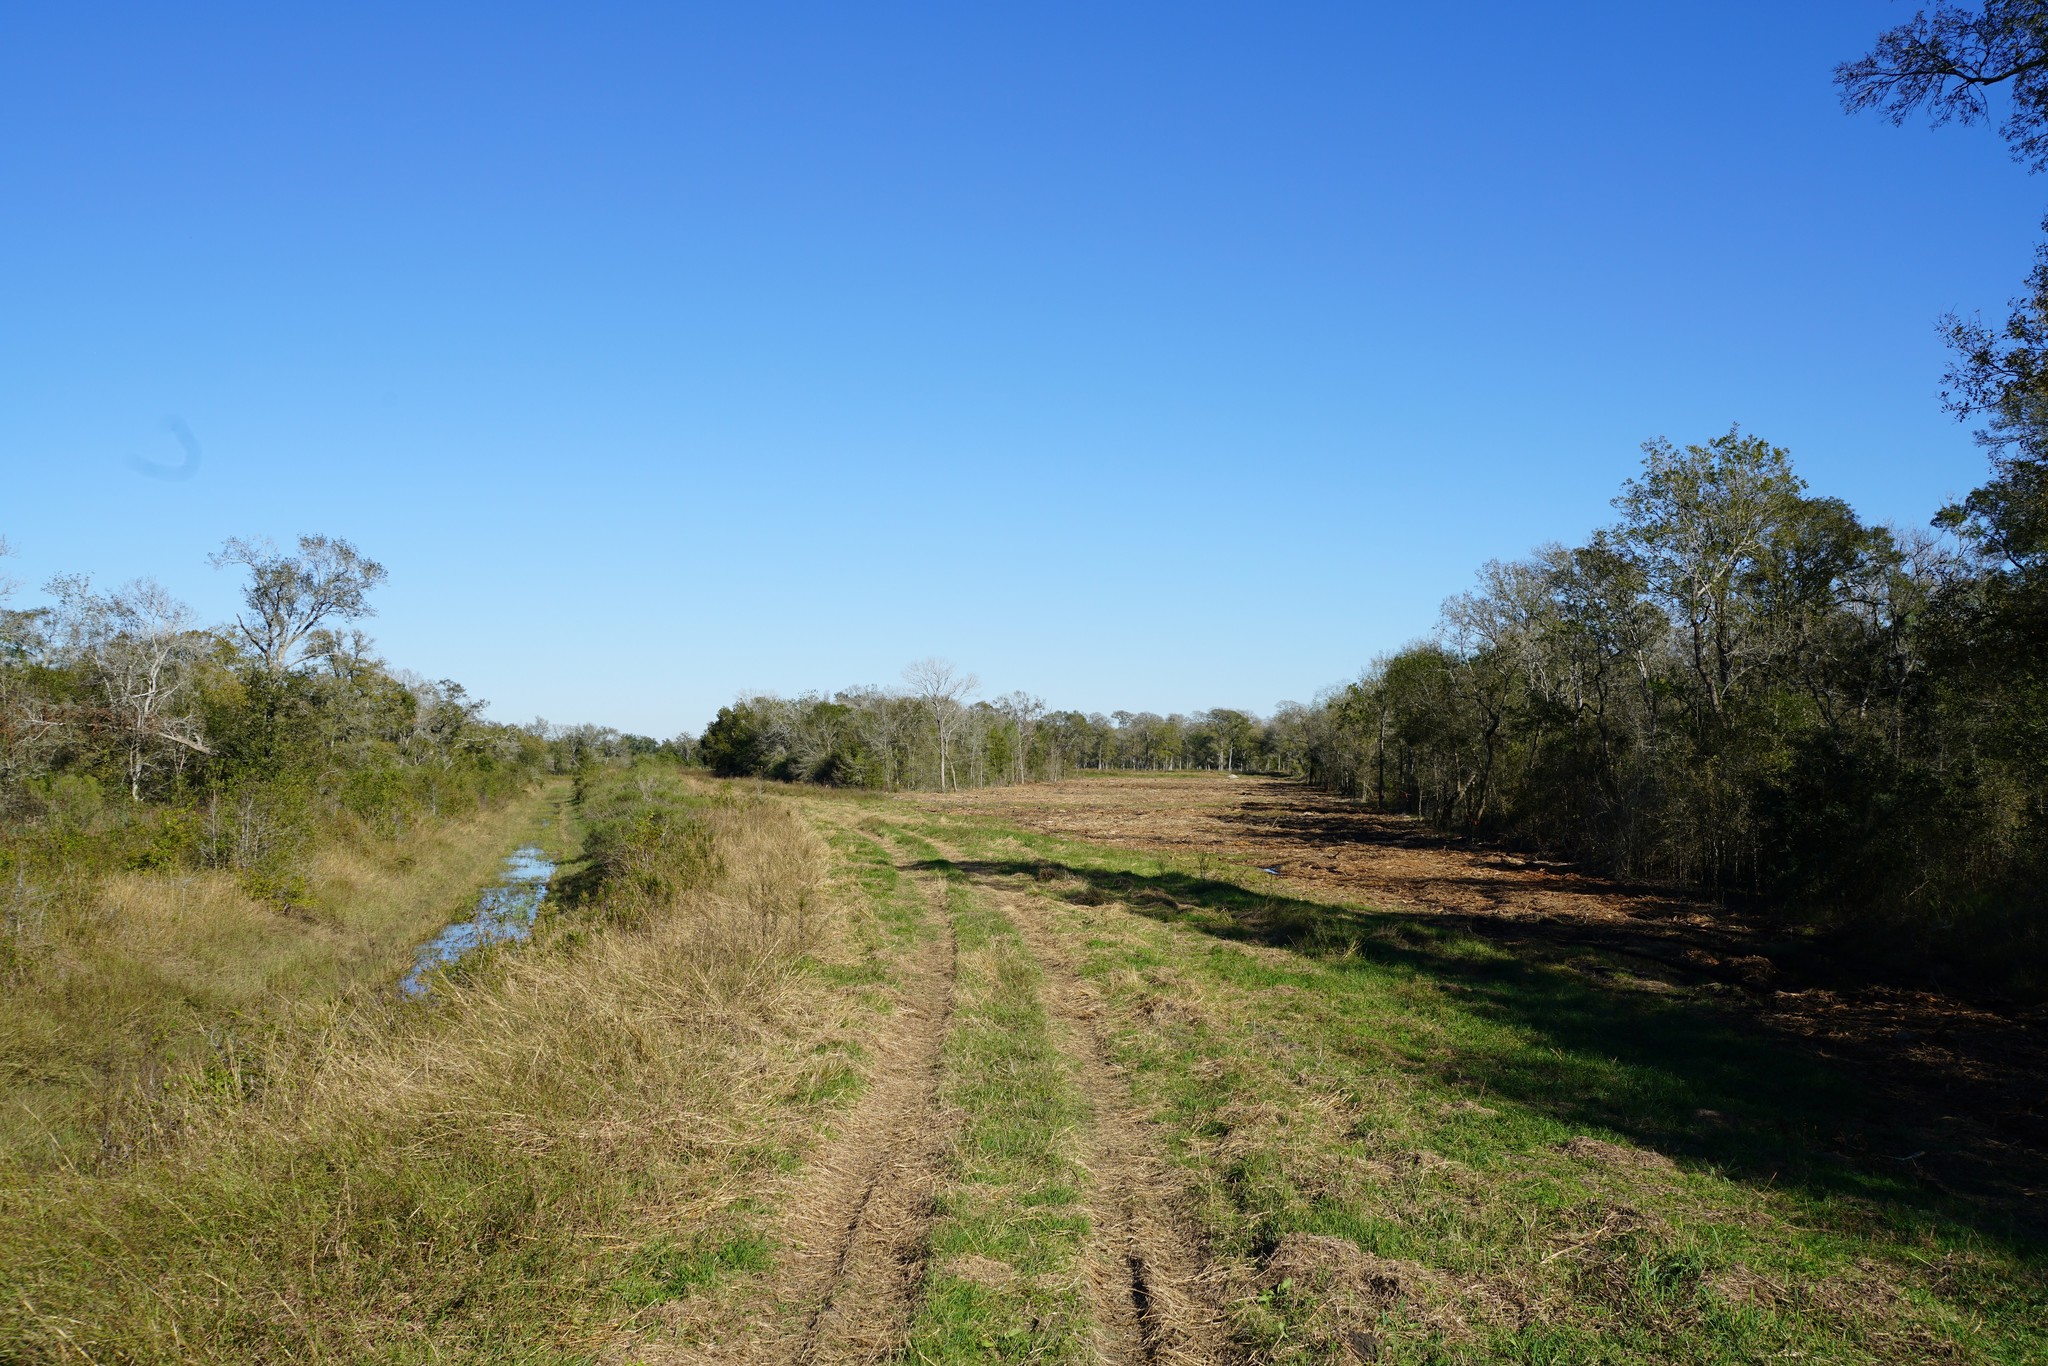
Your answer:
(3, 3), (2039, 737)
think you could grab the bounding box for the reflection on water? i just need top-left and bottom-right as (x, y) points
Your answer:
(401, 845), (556, 997)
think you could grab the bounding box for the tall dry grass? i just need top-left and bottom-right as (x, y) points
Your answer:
(0, 784), (562, 1173)
(0, 772), (832, 1364)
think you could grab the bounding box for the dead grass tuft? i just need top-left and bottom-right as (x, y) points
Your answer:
(1703, 1260), (1786, 1309)
(1556, 1135), (1678, 1172)
(1261, 1233), (1473, 1338)
(946, 1254), (1020, 1289)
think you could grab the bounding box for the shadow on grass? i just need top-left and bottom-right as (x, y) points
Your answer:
(920, 856), (2048, 1259)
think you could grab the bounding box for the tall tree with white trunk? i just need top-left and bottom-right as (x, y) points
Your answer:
(903, 657), (977, 792)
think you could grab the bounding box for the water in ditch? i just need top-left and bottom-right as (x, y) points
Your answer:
(400, 845), (556, 997)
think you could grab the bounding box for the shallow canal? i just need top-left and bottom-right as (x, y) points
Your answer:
(400, 845), (557, 996)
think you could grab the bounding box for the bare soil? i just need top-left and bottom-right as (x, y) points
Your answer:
(923, 773), (2048, 1220)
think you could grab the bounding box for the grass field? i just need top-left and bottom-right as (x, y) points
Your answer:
(5, 770), (2043, 1363)
(596, 778), (2046, 1363)
(0, 770), (882, 1362)
(887, 797), (2047, 1363)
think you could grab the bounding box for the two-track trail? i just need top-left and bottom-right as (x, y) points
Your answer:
(643, 780), (2046, 1366)
(647, 810), (1236, 1364)
(935, 845), (1236, 1366)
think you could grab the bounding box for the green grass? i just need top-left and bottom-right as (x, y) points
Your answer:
(615, 1228), (777, 1306)
(19, 775), (2041, 1363)
(905, 809), (2048, 1365)
(881, 827), (1097, 1365)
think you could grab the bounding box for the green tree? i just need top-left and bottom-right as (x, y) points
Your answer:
(1613, 429), (1808, 724)
(211, 535), (388, 680)
(699, 702), (771, 778)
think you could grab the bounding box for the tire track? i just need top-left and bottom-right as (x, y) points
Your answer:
(964, 870), (1236, 1366)
(783, 865), (959, 1365)
(656, 845), (959, 1366)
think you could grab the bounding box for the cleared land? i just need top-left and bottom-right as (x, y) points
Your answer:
(927, 772), (2048, 1228)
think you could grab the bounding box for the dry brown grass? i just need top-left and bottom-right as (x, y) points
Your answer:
(0, 783), (562, 1172)
(1, 773), (847, 1364)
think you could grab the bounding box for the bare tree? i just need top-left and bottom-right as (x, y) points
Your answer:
(902, 657), (978, 791)
(47, 576), (211, 799)
(994, 690), (1044, 785)
(211, 534), (387, 678)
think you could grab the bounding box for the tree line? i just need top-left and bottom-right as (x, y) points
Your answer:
(697, 403), (2037, 982)
(12, 6), (2041, 982)
(694, 657), (1273, 789)
(693, 6), (2048, 985)
(1286, 428), (2041, 961)
(0, 534), (660, 919)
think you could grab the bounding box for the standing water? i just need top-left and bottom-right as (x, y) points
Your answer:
(400, 845), (557, 996)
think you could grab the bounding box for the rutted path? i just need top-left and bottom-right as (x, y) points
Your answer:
(649, 813), (1234, 1364)
(782, 865), (960, 1364)
(938, 847), (1236, 1366)
(658, 835), (960, 1366)
(639, 789), (2047, 1365)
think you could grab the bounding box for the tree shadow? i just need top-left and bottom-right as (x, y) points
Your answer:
(1214, 786), (2027, 996)
(920, 855), (2048, 1256)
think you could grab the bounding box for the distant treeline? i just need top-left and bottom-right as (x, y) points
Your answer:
(0, 534), (662, 921)
(693, 662), (1272, 791)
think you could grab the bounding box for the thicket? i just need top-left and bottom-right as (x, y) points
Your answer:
(1265, 8), (2048, 981)
(0, 533), (663, 968)
(1276, 428), (2041, 972)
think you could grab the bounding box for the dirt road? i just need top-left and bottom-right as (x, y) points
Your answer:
(656, 811), (1236, 1365)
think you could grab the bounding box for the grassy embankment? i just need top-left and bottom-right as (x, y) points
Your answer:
(12, 768), (2043, 1363)
(0, 768), (907, 1363)
(1, 780), (566, 1169)
(883, 802), (2047, 1365)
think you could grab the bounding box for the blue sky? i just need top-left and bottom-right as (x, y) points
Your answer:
(2, 3), (2039, 736)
